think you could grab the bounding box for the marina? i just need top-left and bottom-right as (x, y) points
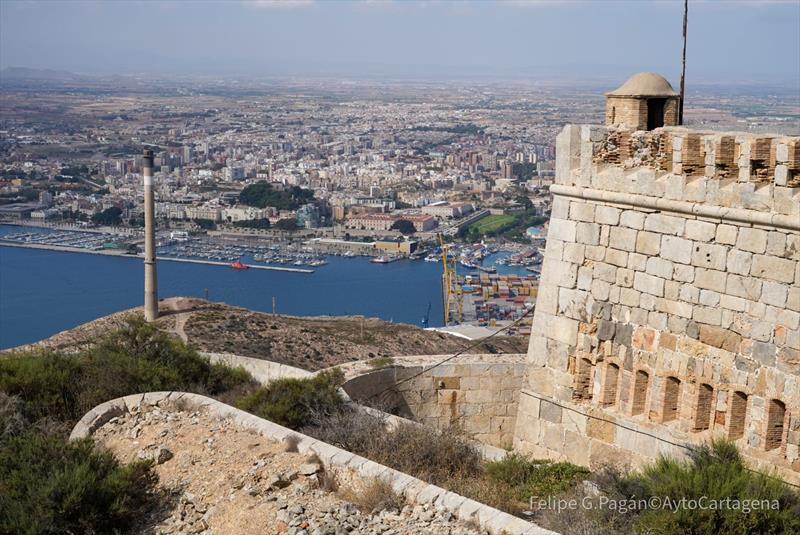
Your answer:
(0, 239), (315, 274)
(0, 224), (544, 348)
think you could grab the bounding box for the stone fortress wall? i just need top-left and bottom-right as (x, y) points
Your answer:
(341, 355), (527, 449)
(513, 123), (800, 484)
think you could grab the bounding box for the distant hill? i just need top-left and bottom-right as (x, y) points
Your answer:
(0, 66), (86, 81)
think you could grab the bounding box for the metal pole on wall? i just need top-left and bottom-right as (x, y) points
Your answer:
(679, 0), (688, 125)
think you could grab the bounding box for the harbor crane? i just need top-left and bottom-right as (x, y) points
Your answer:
(438, 233), (463, 326)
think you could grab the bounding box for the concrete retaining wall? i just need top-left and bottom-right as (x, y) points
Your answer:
(198, 352), (514, 458)
(202, 351), (312, 383)
(70, 392), (553, 535)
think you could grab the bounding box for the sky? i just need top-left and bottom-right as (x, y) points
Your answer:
(1, 0), (798, 84)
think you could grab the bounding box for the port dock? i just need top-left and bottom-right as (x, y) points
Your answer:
(158, 255), (313, 273)
(0, 241), (314, 273)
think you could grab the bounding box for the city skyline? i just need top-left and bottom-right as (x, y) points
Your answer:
(1, 0), (799, 84)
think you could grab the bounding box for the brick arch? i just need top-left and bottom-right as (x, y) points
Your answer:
(662, 376), (681, 423)
(765, 399), (787, 452)
(573, 356), (594, 401)
(601, 362), (621, 407)
(631, 368), (650, 417)
(728, 390), (749, 440)
(693, 383), (714, 431)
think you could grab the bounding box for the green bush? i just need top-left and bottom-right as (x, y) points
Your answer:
(0, 316), (257, 428)
(0, 430), (156, 534)
(237, 369), (345, 429)
(486, 453), (590, 502)
(626, 439), (800, 535)
(0, 318), (260, 534)
(0, 351), (83, 424)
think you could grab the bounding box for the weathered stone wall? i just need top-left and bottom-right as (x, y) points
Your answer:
(605, 96), (646, 130)
(605, 97), (680, 131)
(342, 355), (526, 449)
(514, 124), (800, 485)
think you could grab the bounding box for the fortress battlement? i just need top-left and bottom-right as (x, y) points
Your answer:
(556, 125), (800, 223)
(514, 75), (799, 485)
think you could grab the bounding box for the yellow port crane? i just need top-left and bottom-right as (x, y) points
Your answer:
(438, 233), (463, 326)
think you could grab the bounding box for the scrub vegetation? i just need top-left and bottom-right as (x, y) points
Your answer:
(2, 318), (797, 534)
(0, 317), (257, 533)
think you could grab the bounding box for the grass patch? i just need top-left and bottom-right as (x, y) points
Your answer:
(366, 357), (395, 369)
(486, 453), (590, 503)
(459, 209), (548, 242)
(468, 214), (516, 234)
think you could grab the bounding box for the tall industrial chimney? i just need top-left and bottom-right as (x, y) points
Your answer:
(142, 149), (159, 321)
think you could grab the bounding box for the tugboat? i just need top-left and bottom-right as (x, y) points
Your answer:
(230, 260), (249, 270)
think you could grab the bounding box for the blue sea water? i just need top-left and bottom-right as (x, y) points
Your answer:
(0, 225), (533, 349)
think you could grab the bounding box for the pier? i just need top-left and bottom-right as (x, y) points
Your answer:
(0, 241), (314, 274)
(158, 255), (314, 273)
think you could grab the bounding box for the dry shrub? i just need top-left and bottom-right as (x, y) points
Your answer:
(339, 477), (404, 513)
(316, 469), (338, 493)
(377, 421), (483, 486)
(0, 393), (27, 439)
(303, 407), (482, 487)
(446, 473), (518, 513)
(283, 434), (300, 452)
(533, 477), (631, 535)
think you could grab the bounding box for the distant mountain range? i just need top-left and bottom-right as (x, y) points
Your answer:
(1, 67), (89, 81)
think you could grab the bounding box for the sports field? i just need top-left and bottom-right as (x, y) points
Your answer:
(467, 214), (517, 234)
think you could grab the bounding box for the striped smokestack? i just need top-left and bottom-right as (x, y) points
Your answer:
(142, 149), (159, 321)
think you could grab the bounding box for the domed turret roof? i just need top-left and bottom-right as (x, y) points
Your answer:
(605, 72), (678, 97)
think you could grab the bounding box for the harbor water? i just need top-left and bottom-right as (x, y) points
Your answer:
(0, 225), (532, 349)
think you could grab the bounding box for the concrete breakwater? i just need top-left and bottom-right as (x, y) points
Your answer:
(0, 240), (314, 273)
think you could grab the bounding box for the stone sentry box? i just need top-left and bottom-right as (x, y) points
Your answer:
(605, 72), (680, 131)
(513, 118), (800, 485)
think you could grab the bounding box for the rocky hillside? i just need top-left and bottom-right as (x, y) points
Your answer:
(3, 297), (528, 371)
(95, 404), (481, 534)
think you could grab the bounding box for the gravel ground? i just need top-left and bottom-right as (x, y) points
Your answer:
(94, 404), (483, 535)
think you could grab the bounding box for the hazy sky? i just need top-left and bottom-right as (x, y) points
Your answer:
(1, 0), (798, 83)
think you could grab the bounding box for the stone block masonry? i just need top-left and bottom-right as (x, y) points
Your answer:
(342, 355), (527, 449)
(514, 124), (800, 486)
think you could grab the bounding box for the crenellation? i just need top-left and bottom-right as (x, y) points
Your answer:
(556, 124), (800, 220)
(516, 120), (800, 484)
